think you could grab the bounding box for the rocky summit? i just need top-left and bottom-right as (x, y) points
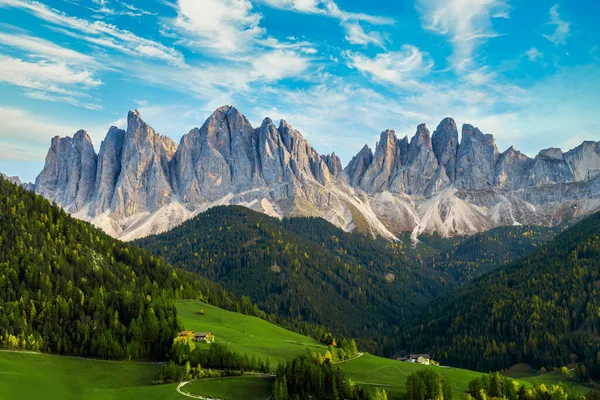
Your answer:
(34, 106), (600, 241)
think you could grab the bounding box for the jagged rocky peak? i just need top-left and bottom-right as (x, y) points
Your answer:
(538, 147), (564, 160)
(344, 145), (373, 187)
(321, 152), (343, 178)
(494, 146), (533, 189)
(524, 147), (574, 186)
(111, 109), (175, 217)
(565, 141), (600, 181)
(455, 123), (499, 190)
(409, 124), (433, 155)
(432, 117), (459, 182)
(358, 129), (404, 192)
(91, 126), (126, 216)
(32, 106), (600, 242)
(275, 118), (331, 185)
(389, 123), (445, 195)
(173, 105), (257, 203)
(35, 129), (98, 213)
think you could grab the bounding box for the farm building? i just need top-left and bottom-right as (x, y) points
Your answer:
(194, 332), (215, 343)
(408, 354), (431, 365)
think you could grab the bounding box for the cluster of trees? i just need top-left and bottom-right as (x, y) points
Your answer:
(273, 351), (387, 400)
(323, 338), (359, 362)
(406, 369), (452, 400)
(468, 372), (599, 400)
(468, 372), (517, 400)
(136, 206), (450, 350)
(401, 210), (600, 379)
(154, 360), (235, 384)
(170, 338), (270, 373)
(0, 177), (258, 360)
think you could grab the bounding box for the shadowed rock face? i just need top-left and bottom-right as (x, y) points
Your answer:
(34, 106), (600, 241)
(35, 130), (97, 213)
(432, 117), (459, 182)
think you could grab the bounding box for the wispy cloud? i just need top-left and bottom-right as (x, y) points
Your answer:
(0, 54), (101, 90)
(25, 90), (102, 110)
(0, 0), (185, 66)
(415, 0), (509, 71)
(0, 31), (98, 66)
(525, 47), (543, 62)
(87, 0), (157, 17)
(543, 5), (571, 46)
(344, 45), (433, 90)
(258, 0), (393, 47)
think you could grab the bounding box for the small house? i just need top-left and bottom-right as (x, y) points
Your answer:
(178, 331), (194, 337)
(409, 354), (431, 365)
(194, 332), (215, 343)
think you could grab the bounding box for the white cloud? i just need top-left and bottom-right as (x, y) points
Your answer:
(416, 0), (509, 71)
(25, 90), (102, 111)
(344, 45), (433, 90)
(0, 0), (185, 66)
(0, 54), (101, 91)
(258, 0), (393, 47)
(543, 5), (571, 46)
(526, 47), (543, 62)
(172, 0), (264, 55)
(343, 22), (384, 47)
(0, 31), (98, 65)
(251, 49), (311, 81)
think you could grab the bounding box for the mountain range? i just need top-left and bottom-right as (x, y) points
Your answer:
(33, 105), (600, 241)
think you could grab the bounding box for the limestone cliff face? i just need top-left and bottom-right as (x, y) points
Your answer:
(35, 130), (97, 212)
(455, 124), (499, 190)
(432, 117), (459, 182)
(34, 106), (600, 241)
(110, 110), (175, 217)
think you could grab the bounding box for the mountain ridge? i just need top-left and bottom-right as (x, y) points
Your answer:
(32, 105), (600, 241)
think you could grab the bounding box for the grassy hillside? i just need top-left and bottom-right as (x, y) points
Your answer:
(184, 376), (273, 399)
(176, 301), (327, 365)
(402, 210), (600, 379)
(175, 300), (592, 400)
(0, 351), (180, 400)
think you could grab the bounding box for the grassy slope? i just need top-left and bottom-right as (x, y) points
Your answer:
(176, 301), (327, 365)
(0, 351), (180, 400)
(1, 301), (590, 400)
(184, 377), (274, 400)
(176, 301), (592, 400)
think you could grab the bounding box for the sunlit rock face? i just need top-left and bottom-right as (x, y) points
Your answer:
(35, 106), (600, 241)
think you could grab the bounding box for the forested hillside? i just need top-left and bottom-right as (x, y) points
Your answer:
(0, 177), (244, 360)
(402, 210), (600, 379)
(136, 206), (452, 343)
(427, 225), (558, 282)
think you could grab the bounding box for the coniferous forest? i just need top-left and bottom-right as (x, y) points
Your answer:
(136, 206), (452, 342)
(402, 210), (600, 379)
(0, 177), (247, 359)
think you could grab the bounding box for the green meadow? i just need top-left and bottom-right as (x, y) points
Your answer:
(175, 300), (328, 366)
(0, 300), (592, 400)
(0, 351), (180, 400)
(184, 376), (274, 399)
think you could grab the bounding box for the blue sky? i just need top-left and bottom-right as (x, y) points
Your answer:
(0, 0), (599, 182)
